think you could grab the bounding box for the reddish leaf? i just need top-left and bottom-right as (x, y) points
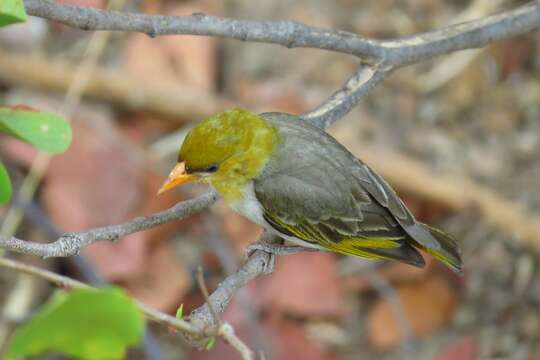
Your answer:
(1, 104), (38, 112)
(122, 1), (217, 92)
(117, 112), (177, 145)
(83, 233), (148, 282)
(342, 258), (433, 293)
(437, 336), (477, 360)
(0, 138), (38, 166)
(235, 80), (310, 114)
(367, 275), (458, 350)
(42, 122), (143, 231)
(194, 305), (341, 360)
(258, 252), (344, 318)
(126, 242), (191, 312)
(495, 39), (535, 79)
(266, 319), (341, 360)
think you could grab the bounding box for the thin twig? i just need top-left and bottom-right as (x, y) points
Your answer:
(194, 265), (253, 359)
(0, 191), (217, 258)
(196, 265), (221, 327)
(0, 257), (198, 334)
(300, 66), (388, 129)
(188, 233), (277, 330)
(218, 323), (254, 360)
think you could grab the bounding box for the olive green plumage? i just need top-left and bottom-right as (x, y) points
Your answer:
(179, 108), (278, 200)
(172, 108), (463, 273)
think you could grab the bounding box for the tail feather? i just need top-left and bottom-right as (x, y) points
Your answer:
(415, 223), (463, 274)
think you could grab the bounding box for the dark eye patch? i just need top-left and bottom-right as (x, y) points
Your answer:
(205, 164), (219, 173)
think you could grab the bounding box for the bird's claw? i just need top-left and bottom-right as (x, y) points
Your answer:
(245, 240), (320, 274)
(245, 241), (317, 257)
(261, 253), (276, 274)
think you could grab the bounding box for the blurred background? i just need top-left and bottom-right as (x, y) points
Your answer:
(1, 0), (540, 359)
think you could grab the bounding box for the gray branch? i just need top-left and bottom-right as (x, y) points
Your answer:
(24, 0), (383, 62)
(0, 191), (217, 258)
(189, 233), (277, 332)
(300, 66), (388, 128)
(24, 0), (540, 68)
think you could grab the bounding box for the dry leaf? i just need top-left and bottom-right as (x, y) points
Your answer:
(126, 242), (191, 312)
(194, 307), (341, 360)
(437, 336), (477, 360)
(82, 233), (148, 281)
(367, 274), (458, 350)
(123, 1), (217, 92)
(43, 122), (143, 231)
(235, 80), (310, 114)
(266, 319), (342, 360)
(343, 257), (433, 293)
(259, 252), (344, 318)
(1, 138), (38, 166)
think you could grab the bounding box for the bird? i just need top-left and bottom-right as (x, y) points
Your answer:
(158, 108), (462, 273)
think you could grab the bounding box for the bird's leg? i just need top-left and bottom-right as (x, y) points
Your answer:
(246, 234), (320, 274)
(245, 240), (319, 258)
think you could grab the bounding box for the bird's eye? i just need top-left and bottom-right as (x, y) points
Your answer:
(205, 164), (218, 173)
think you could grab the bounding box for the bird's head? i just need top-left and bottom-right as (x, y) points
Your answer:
(158, 108), (278, 200)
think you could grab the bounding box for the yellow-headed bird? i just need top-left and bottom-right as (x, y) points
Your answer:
(159, 109), (462, 273)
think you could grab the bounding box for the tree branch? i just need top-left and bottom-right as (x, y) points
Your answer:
(24, 0), (383, 63)
(24, 0), (540, 67)
(0, 190), (217, 258)
(190, 233), (276, 331)
(300, 66), (388, 128)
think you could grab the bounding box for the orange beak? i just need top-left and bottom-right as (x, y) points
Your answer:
(157, 162), (196, 194)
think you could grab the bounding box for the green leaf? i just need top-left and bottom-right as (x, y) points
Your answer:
(0, 0), (27, 27)
(205, 337), (215, 351)
(6, 287), (145, 360)
(0, 161), (12, 204)
(0, 108), (72, 154)
(175, 303), (184, 319)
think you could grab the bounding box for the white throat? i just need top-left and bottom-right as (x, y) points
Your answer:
(227, 181), (266, 226)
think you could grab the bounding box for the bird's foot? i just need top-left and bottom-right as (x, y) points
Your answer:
(261, 253), (276, 274)
(246, 239), (319, 274)
(245, 241), (317, 258)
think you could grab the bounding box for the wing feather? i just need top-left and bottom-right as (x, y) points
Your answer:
(255, 112), (441, 264)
